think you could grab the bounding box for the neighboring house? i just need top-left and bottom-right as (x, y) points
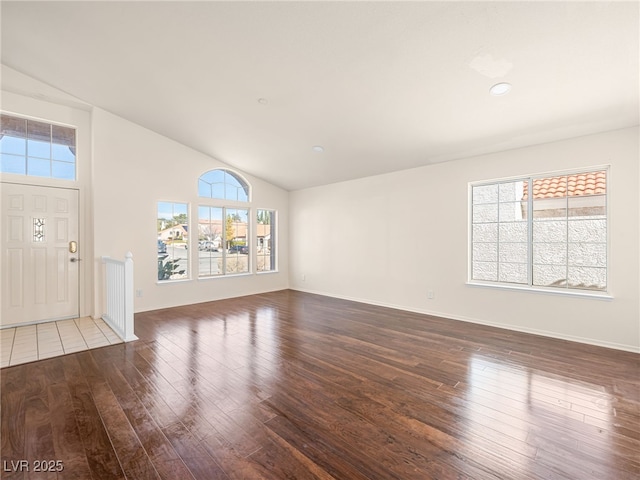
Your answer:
(198, 218), (248, 245)
(524, 171), (607, 216)
(158, 224), (188, 242)
(198, 219), (223, 242)
(256, 222), (272, 252)
(199, 219), (270, 250)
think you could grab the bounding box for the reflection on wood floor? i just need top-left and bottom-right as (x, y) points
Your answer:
(1, 290), (638, 479)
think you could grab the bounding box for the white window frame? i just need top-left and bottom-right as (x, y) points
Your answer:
(468, 166), (611, 298)
(256, 209), (277, 274)
(197, 205), (251, 278)
(0, 112), (78, 182)
(157, 201), (190, 283)
(197, 168), (253, 278)
(198, 168), (250, 202)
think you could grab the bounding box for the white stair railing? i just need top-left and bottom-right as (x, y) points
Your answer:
(101, 252), (138, 342)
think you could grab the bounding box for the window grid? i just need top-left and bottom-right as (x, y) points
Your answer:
(256, 209), (276, 273)
(157, 202), (189, 282)
(0, 114), (77, 180)
(198, 169), (249, 202)
(197, 206), (250, 277)
(527, 185), (534, 286)
(471, 169), (608, 293)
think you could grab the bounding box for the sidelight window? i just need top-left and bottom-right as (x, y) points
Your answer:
(157, 202), (189, 281)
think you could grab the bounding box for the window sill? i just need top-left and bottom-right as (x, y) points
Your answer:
(257, 270), (279, 275)
(466, 281), (613, 300)
(197, 272), (253, 281)
(157, 278), (192, 285)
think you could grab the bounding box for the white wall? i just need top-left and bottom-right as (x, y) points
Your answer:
(92, 108), (289, 315)
(289, 127), (640, 352)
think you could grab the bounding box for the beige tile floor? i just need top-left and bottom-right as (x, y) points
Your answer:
(1, 317), (123, 368)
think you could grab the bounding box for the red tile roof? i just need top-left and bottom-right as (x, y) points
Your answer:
(522, 171), (606, 200)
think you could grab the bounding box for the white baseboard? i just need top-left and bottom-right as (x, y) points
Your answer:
(290, 287), (640, 354)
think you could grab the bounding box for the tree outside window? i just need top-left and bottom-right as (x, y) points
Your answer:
(157, 202), (189, 281)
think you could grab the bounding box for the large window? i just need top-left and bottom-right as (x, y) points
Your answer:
(198, 206), (249, 276)
(470, 169), (607, 293)
(197, 169), (251, 277)
(157, 202), (189, 281)
(257, 209), (276, 272)
(157, 169), (277, 280)
(0, 114), (76, 180)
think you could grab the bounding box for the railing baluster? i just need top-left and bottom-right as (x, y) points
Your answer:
(101, 253), (138, 342)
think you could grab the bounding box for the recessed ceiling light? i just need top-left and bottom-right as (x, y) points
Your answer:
(489, 82), (512, 96)
(257, 98), (268, 105)
(312, 145), (324, 153)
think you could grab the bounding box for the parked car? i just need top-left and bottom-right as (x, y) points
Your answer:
(228, 245), (248, 254)
(157, 239), (167, 254)
(199, 241), (218, 252)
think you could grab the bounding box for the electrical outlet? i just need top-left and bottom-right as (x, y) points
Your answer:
(302, 274), (306, 282)
(427, 290), (434, 299)
(136, 289), (143, 298)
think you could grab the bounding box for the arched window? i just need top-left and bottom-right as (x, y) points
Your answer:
(198, 169), (250, 202)
(197, 168), (252, 277)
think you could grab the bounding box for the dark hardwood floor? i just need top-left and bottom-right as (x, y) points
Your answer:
(2, 290), (639, 479)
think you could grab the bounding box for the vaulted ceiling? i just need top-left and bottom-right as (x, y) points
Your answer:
(1, 1), (638, 191)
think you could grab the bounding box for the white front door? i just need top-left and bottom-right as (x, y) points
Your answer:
(1, 183), (80, 327)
